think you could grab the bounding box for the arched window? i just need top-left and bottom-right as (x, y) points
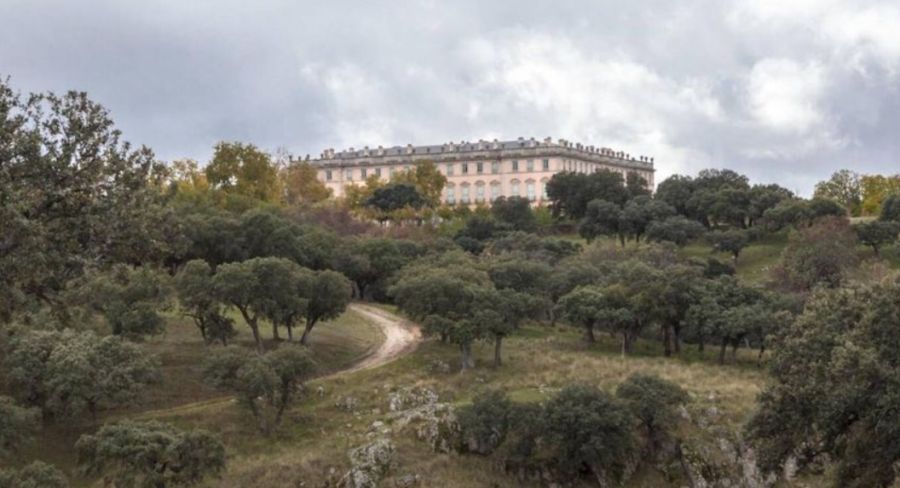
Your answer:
(460, 184), (471, 204)
(540, 177), (550, 200)
(444, 184), (456, 204)
(510, 179), (521, 197)
(526, 179), (536, 201)
(490, 181), (501, 201)
(475, 182), (486, 202)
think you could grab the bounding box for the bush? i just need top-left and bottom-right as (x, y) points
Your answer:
(0, 461), (68, 488)
(458, 390), (513, 455)
(616, 374), (689, 456)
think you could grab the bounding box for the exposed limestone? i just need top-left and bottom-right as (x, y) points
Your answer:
(341, 437), (395, 488)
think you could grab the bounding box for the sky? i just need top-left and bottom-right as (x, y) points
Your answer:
(3, 0), (900, 195)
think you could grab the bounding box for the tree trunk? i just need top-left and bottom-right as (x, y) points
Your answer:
(460, 343), (475, 371)
(673, 325), (682, 354)
(718, 338), (728, 365)
(698, 336), (705, 353)
(272, 322), (281, 341)
(286, 324), (293, 342)
(493, 335), (503, 368)
(237, 306), (264, 354)
(300, 318), (317, 346)
(731, 340), (739, 362)
(663, 324), (672, 357)
(584, 323), (596, 343)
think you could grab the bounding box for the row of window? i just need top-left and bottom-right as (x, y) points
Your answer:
(324, 165), (413, 182)
(445, 159), (550, 176)
(444, 181), (546, 204)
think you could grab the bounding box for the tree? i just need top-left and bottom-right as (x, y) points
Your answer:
(391, 160), (447, 207)
(203, 346), (315, 434)
(881, 194), (900, 222)
(281, 160), (332, 205)
(625, 171), (651, 199)
(205, 141), (280, 203)
(618, 196), (676, 243)
(778, 217), (859, 290)
(3, 329), (159, 418)
(458, 389), (513, 454)
(76, 420), (225, 488)
(645, 216), (706, 246)
(0, 395), (38, 457)
(173, 260), (236, 345)
(334, 238), (422, 300)
(213, 257), (306, 352)
(0, 79), (173, 321)
(616, 374), (689, 457)
(578, 199), (622, 244)
(707, 229), (749, 262)
(557, 286), (607, 343)
(365, 183), (426, 219)
(491, 196), (537, 232)
(299, 270), (353, 345)
(749, 184), (794, 226)
(546, 170), (629, 219)
(0, 462), (69, 488)
(855, 220), (899, 256)
(540, 384), (637, 484)
(74, 265), (171, 340)
(814, 169), (862, 216)
(748, 281), (900, 487)
(860, 174), (900, 216)
(655, 174), (695, 215)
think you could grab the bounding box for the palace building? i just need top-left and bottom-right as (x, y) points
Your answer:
(311, 137), (655, 205)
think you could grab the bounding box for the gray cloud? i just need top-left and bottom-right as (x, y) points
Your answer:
(3, 0), (900, 194)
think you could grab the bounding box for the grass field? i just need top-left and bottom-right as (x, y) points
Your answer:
(115, 320), (770, 487)
(4, 308), (384, 487)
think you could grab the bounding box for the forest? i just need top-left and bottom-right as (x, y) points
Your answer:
(3, 78), (900, 488)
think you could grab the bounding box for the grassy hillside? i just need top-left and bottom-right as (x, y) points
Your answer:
(118, 321), (770, 487)
(4, 309), (384, 487)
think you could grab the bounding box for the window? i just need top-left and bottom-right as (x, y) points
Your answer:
(462, 162), (469, 174)
(445, 186), (456, 204)
(491, 183), (501, 201)
(527, 181), (536, 201)
(511, 181), (520, 197)
(491, 161), (500, 174)
(375, 168), (382, 178)
(542, 180), (549, 199)
(476, 184), (485, 202)
(325, 170), (332, 181)
(461, 186), (470, 203)
(360, 168), (367, 179)
(345, 169), (353, 181)
(542, 159), (550, 170)
(476, 162), (484, 174)
(446, 163), (454, 176)
(389, 167), (396, 178)
(512, 160), (519, 172)
(526, 160), (534, 171)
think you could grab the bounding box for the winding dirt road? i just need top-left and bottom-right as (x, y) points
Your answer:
(135, 304), (420, 420)
(341, 303), (422, 374)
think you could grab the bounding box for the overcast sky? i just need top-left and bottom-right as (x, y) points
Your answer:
(3, 0), (900, 194)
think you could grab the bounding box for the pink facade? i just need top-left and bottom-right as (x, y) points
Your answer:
(312, 137), (655, 205)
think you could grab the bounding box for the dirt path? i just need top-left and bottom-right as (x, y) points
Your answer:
(135, 304), (419, 420)
(340, 303), (422, 374)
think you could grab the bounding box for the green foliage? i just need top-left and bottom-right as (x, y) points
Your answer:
(75, 265), (171, 340)
(881, 194), (900, 222)
(205, 141), (280, 203)
(539, 384), (638, 483)
(616, 374), (689, 455)
(777, 217), (859, 290)
(173, 260), (236, 345)
(578, 199), (622, 243)
(707, 229), (749, 261)
(2, 328), (159, 418)
(0, 79), (175, 321)
(619, 196), (676, 242)
(855, 220), (899, 256)
(76, 420), (225, 488)
(203, 346), (315, 434)
(0, 461), (69, 488)
(365, 183), (426, 216)
(813, 169), (862, 216)
(545, 169), (629, 219)
(458, 390), (513, 455)
(300, 270), (353, 345)
(749, 281), (900, 487)
(646, 216), (706, 246)
(334, 238), (423, 300)
(491, 196), (537, 232)
(0, 395), (38, 457)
